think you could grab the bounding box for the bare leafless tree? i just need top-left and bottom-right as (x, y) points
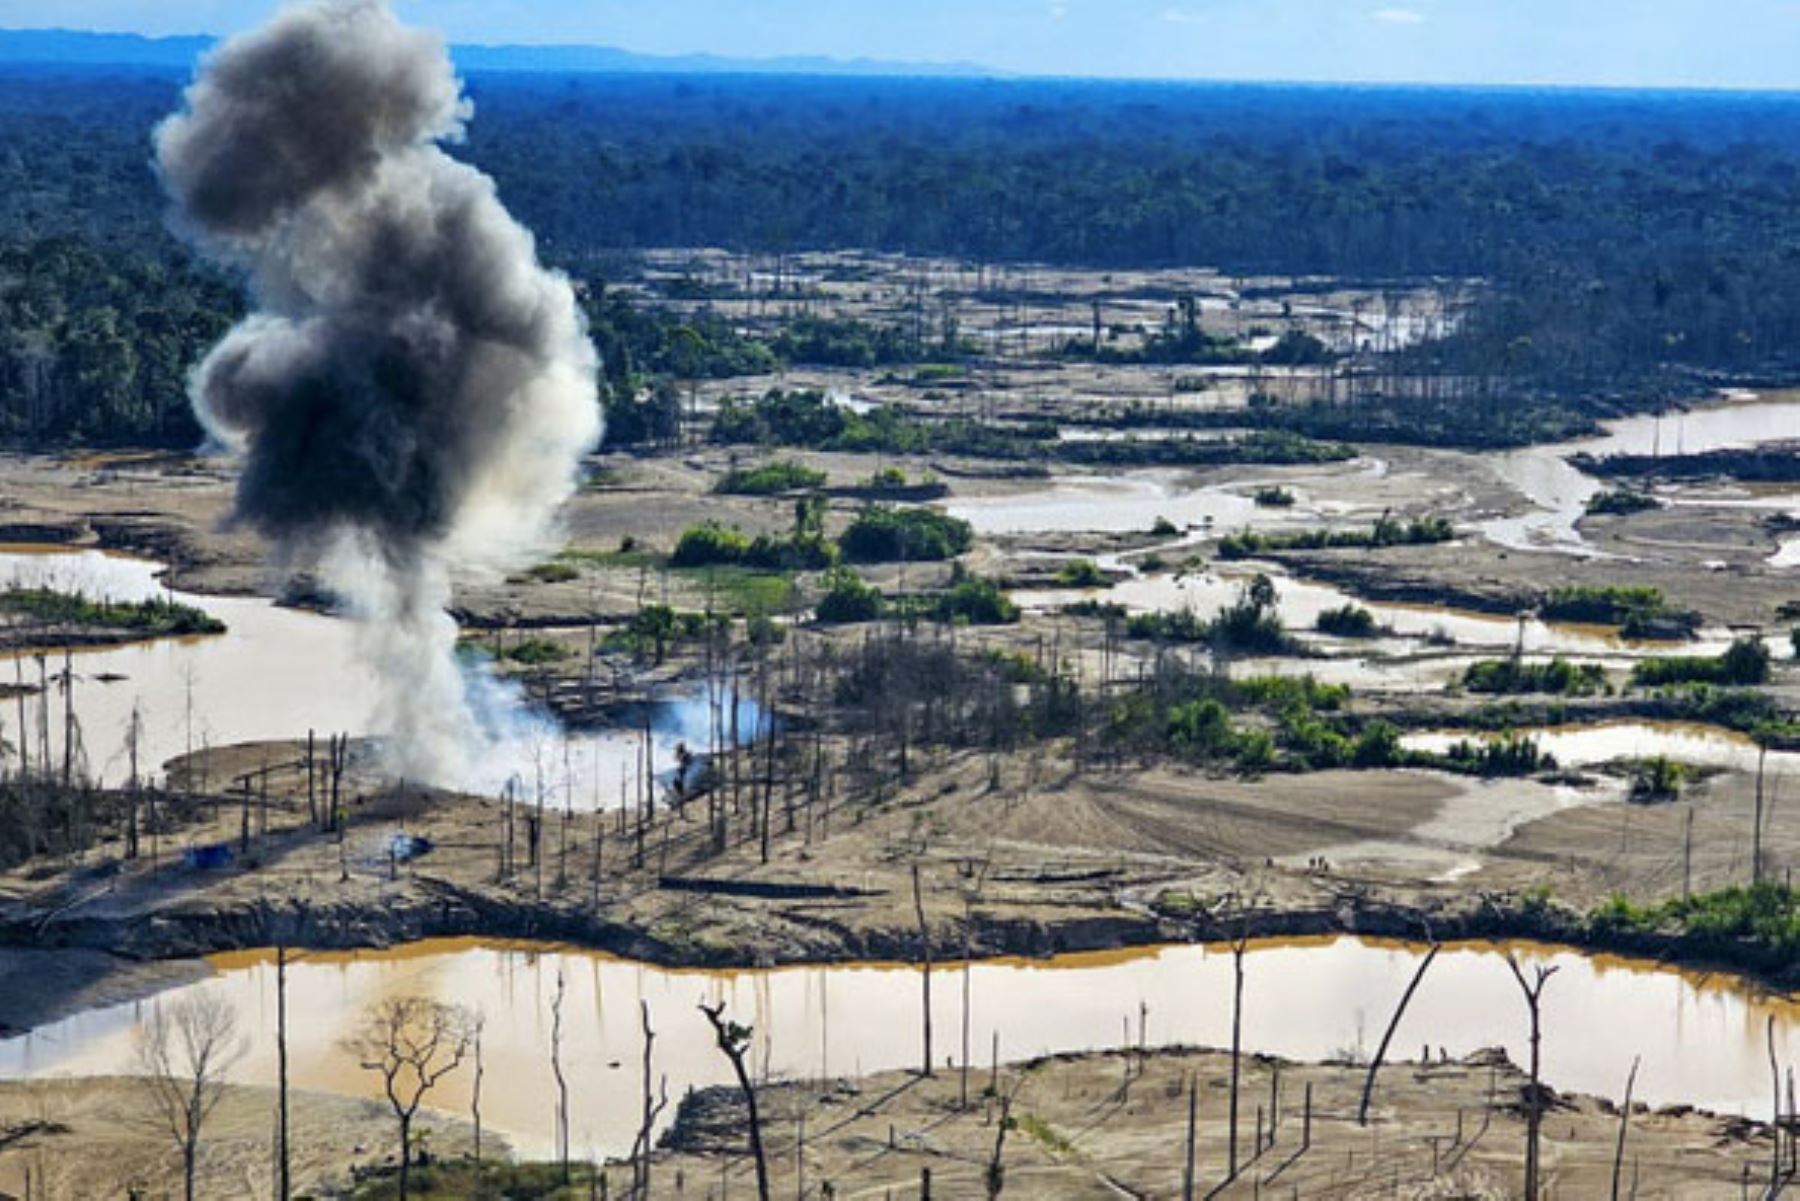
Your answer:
(135, 992), (245, 1201)
(1505, 954), (1559, 1201)
(700, 1000), (771, 1201)
(342, 996), (475, 1201)
(552, 972), (570, 1183)
(1359, 939), (1440, 1124)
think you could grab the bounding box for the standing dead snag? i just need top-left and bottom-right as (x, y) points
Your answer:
(471, 1015), (486, 1167)
(632, 1000), (670, 1200)
(1505, 954), (1559, 1201)
(1611, 1055), (1640, 1201)
(136, 992), (245, 1201)
(913, 862), (934, 1078)
(342, 996), (475, 1201)
(552, 972), (570, 1184)
(276, 946), (291, 1201)
(1226, 910), (1251, 1180)
(1359, 940), (1441, 1125)
(700, 1000), (771, 1201)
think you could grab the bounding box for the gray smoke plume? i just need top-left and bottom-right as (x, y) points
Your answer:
(156, 0), (602, 785)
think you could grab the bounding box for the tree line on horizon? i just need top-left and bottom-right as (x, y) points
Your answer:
(5, 68), (1800, 444)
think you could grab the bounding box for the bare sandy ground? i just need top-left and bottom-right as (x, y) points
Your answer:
(641, 1046), (1763, 1199)
(0, 1075), (488, 1200)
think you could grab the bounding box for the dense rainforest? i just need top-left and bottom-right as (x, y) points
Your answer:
(5, 64), (1800, 444)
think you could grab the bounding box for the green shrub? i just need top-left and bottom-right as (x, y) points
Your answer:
(1463, 657), (1607, 696)
(839, 506), (973, 563)
(815, 567), (885, 623)
(1316, 604), (1378, 638)
(1352, 720), (1403, 768)
(934, 577), (1019, 625)
(1631, 637), (1771, 688)
(1253, 485), (1296, 507)
(670, 521), (753, 567)
(716, 460), (827, 495)
(502, 637), (568, 665)
(1218, 514), (1453, 559)
(0, 588), (224, 637)
(1585, 489), (1661, 516)
(1055, 559), (1109, 588)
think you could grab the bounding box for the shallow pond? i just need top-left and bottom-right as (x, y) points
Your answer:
(5, 936), (1799, 1158)
(0, 547), (754, 801)
(1404, 720), (1800, 777)
(1483, 391), (1800, 555)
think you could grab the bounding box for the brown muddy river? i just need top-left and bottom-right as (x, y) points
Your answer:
(4, 936), (1798, 1157)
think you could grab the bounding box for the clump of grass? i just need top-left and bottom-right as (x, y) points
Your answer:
(0, 588), (224, 637)
(502, 637), (569, 665)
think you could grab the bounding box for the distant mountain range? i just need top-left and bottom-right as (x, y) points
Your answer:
(0, 28), (994, 78)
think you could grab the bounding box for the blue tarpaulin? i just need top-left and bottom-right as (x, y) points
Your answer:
(182, 843), (232, 871)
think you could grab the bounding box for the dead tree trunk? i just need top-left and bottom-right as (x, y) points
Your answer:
(1506, 954), (1559, 1201)
(1611, 1055), (1639, 1201)
(276, 945), (290, 1201)
(1359, 943), (1440, 1124)
(699, 1001), (771, 1201)
(1228, 929), (1247, 1179)
(913, 863), (933, 1077)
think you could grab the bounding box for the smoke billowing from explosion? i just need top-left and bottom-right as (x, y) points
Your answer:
(156, 0), (602, 785)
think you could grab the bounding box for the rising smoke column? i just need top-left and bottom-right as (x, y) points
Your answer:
(156, 0), (602, 784)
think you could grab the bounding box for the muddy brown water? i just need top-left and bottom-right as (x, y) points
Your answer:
(0, 546), (755, 800)
(3, 936), (1797, 1159)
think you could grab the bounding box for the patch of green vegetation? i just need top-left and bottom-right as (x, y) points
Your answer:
(1630, 755), (1687, 802)
(814, 565), (886, 623)
(838, 506), (973, 563)
(1585, 488), (1661, 516)
(1123, 574), (1298, 656)
(1218, 513), (1453, 559)
(1103, 665), (1362, 774)
(1151, 516), (1181, 538)
(712, 388), (1348, 467)
(1253, 484), (1296, 507)
(1592, 883), (1800, 959)
(556, 539), (658, 572)
(715, 459), (827, 495)
(679, 565), (802, 616)
(1631, 637), (1771, 689)
(930, 575), (1020, 625)
(1541, 584), (1698, 639)
(1315, 603), (1378, 638)
(603, 604), (730, 663)
(1434, 730), (1554, 777)
(1015, 1113), (1076, 1156)
(670, 521), (836, 572)
(1055, 559), (1109, 588)
(502, 637), (569, 666)
(1462, 657), (1608, 696)
(0, 588), (224, 637)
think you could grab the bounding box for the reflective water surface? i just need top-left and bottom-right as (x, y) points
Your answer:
(0, 547), (752, 800)
(5, 936), (1800, 1158)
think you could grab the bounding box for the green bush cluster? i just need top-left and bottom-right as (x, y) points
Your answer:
(0, 588), (224, 637)
(715, 460), (827, 495)
(838, 506), (973, 563)
(814, 566), (885, 623)
(1315, 604), (1378, 638)
(1218, 514), (1453, 560)
(670, 521), (836, 572)
(1462, 657), (1607, 696)
(1631, 637), (1771, 688)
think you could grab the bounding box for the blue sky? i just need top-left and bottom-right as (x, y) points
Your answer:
(11, 0), (1800, 89)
